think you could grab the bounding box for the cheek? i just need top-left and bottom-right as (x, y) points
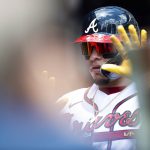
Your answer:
(101, 57), (109, 61)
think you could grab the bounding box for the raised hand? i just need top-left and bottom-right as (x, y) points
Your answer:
(101, 24), (147, 76)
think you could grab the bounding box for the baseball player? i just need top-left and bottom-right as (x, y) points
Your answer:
(57, 6), (147, 150)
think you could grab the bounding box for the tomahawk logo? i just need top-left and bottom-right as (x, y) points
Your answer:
(85, 18), (98, 33)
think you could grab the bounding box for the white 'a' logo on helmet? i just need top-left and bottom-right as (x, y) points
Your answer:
(85, 18), (98, 33)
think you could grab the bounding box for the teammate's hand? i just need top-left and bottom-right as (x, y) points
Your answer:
(101, 24), (147, 76)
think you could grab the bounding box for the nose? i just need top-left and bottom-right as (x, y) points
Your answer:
(89, 49), (102, 61)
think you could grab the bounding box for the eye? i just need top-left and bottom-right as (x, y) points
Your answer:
(102, 52), (118, 59)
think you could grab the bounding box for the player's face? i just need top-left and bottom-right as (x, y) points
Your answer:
(81, 42), (117, 84)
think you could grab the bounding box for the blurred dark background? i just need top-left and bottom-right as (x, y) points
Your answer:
(79, 0), (150, 27)
(56, 0), (150, 27)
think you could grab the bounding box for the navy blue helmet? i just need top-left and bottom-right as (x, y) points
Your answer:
(75, 6), (139, 43)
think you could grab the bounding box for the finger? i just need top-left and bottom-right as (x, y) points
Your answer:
(141, 29), (147, 47)
(101, 64), (125, 75)
(110, 35), (126, 59)
(128, 24), (140, 48)
(101, 59), (132, 76)
(117, 25), (132, 49)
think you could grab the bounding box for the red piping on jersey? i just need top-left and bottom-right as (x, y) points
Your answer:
(84, 86), (126, 115)
(84, 88), (99, 116)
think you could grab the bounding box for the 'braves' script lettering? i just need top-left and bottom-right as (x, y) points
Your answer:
(63, 108), (140, 134)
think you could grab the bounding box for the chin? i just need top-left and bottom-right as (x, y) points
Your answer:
(92, 74), (110, 85)
(94, 78), (110, 85)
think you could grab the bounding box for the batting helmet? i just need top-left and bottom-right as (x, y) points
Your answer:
(75, 6), (140, 80)
(75, 6), (140, 43)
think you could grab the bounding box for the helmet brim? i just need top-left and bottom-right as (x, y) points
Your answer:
(74, 33), (113, 43)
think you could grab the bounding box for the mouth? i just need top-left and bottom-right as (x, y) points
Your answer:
(90, 65), (101, 73)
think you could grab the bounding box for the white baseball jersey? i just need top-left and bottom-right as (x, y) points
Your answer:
(59, 83), (140, 150)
